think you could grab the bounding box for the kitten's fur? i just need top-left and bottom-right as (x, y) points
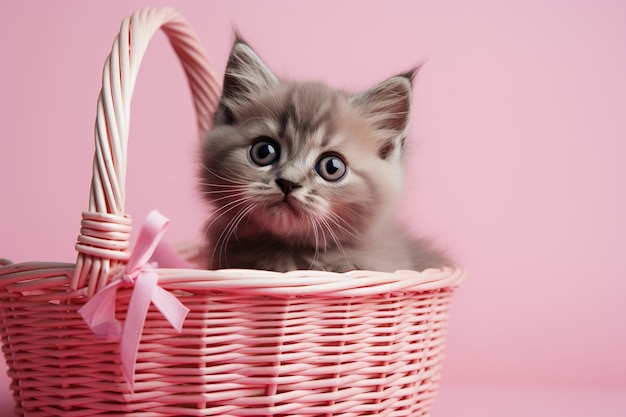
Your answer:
(199, 38), (450, 272)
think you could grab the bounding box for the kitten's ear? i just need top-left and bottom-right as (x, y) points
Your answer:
(214, 37), (278, 125)
(222, 37), (278, 101)
(350, 70), (416, 159)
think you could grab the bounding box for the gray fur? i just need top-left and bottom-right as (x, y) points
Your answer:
(199, 38), (450, 272)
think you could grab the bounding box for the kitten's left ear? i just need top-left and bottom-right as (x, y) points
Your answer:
(350, 70), (416, 159)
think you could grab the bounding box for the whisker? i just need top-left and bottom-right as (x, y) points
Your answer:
(204, 192), (249, 204)
(200, 162), (251, 186)
(325, 211), (360, 240)
(318, 216), (351, 268)
(210, 201), (258, 268)
(204, 196), (255, 236)
(198, 182), (248, 189)
(308, 217), (321, 270)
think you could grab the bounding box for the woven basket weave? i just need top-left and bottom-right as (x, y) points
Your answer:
(0, 7), (465, 417)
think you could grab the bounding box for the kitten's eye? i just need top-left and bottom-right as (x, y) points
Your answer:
(250, 137), (280, 166)
(316, 154), (347, 181)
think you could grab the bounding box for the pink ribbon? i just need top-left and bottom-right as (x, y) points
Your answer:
(78, 210), (190, 391)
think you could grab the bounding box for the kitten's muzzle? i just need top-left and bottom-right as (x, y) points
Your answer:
(275, 178), (302, 195)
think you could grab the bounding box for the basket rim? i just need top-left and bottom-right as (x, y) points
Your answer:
(0, 261), (465, 298)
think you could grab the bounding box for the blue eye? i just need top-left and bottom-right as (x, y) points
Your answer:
(316, 154), (347, 181)
(250, 137), (280, 166)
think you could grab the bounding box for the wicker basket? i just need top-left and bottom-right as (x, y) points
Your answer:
(0, 7), (465, 417)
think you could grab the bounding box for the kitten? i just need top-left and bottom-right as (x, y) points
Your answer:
(199, 37), (450, 272)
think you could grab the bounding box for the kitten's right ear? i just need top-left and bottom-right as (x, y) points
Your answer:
(222, 36), (279, 102)
(214, 37), (278, 125)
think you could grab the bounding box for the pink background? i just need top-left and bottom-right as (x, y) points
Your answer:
(1, 0), (624, 415)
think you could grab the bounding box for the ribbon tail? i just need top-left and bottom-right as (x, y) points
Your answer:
(120, 270), (158, 391)
(78, 281), (122, 340)
(152, 285), (190, 332)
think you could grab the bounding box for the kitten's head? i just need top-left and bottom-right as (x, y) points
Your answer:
(201, 38), (414, 253)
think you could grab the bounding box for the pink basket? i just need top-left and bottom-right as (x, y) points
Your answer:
(0, 7), (465, 417)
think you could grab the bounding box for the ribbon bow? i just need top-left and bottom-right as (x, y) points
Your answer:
(78, 210), (190, 391)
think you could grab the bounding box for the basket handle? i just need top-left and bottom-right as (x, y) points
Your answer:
(72, 8), (222, 296)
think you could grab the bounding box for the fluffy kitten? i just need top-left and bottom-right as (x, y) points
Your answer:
(199, 38), (450, 272)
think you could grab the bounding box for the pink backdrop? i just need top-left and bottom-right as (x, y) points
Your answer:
(1, 1), (624, 415)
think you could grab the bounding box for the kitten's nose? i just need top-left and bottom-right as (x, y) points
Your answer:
(275, 178), (301, 195)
